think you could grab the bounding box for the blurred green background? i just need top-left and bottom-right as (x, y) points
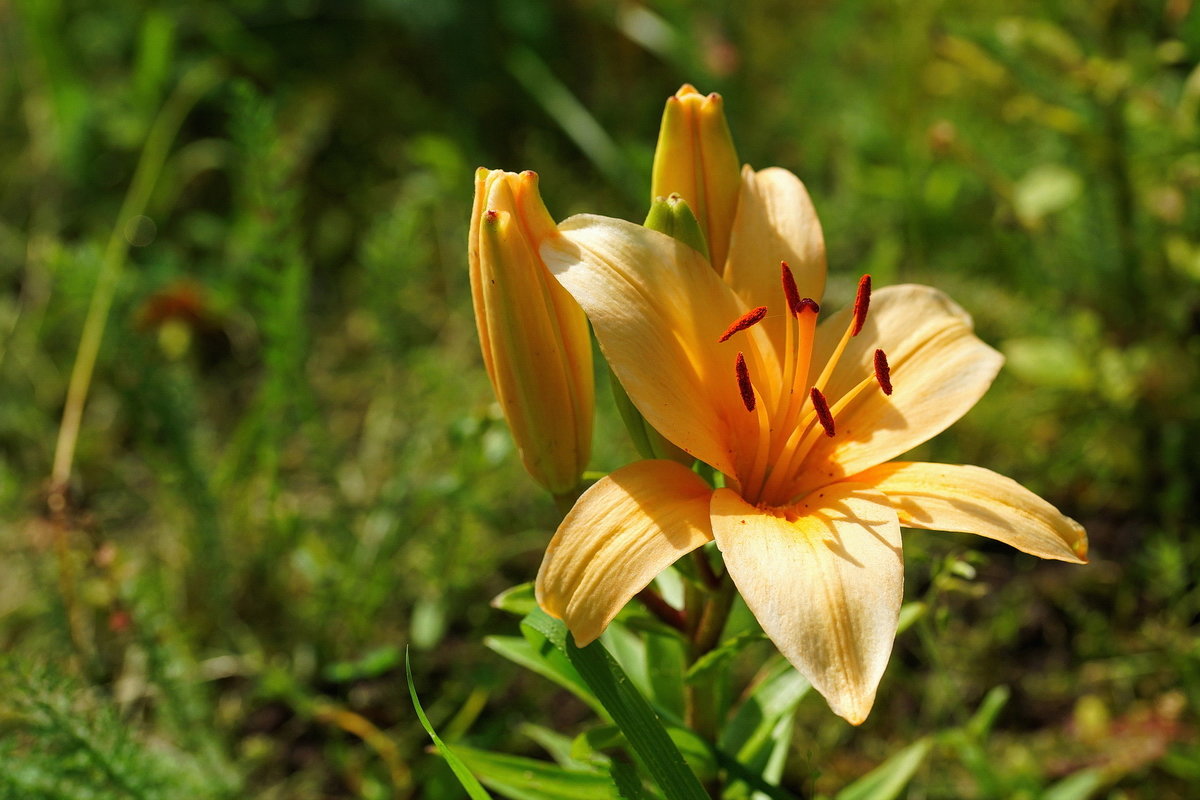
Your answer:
(1, 0), (1198, 796)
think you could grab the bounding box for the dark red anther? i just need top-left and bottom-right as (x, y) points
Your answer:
(851, 274), (872, 336)
(810, 387), (835, 437)
(797, 297), (820, 315)
(874, 348), (893, 395)
(781, 262), (803, 316)
(735, 352), (756, 412)
(718, 306), (768, 343)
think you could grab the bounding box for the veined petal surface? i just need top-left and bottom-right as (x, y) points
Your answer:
(854, 461), (1088, 563)
(724, 167), (827, 352)
(543, 215), (778, 475)
(711, 483), (902, 725)
(796, 285), (1004, 492)
(536, 460), (715, 646)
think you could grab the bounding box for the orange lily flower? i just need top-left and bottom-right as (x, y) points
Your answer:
(532, 177), (1087, 724)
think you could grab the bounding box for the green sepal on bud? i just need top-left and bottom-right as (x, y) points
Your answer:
(643, 194), (709, 260)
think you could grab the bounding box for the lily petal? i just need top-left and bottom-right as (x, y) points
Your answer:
(536, 460), (715, 646)
(724, 167), (827, 351)
(797, 285), (1004, 491)
(854, 461), (1088, 563)
(711, 483), (902, 725)
(543, 215), (778, 476)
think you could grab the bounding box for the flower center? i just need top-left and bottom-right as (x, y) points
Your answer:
(718, 267), (894, 505)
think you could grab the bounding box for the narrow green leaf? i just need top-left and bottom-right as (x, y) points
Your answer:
(684, 632), (766, 684)
(721, 658), (810, 761)
(454, 744), (623, 800)
(1041, 768), (1107, 800)
(522, 609), (709, 800)
(609, 760), (648, 800)
(897, 601), (926, 635)
(644, 630), (687, 719)
(322, 645), (401, 683)
(519, 723), (594, 770)
(574, 725), (625, 760)
(601, 624), (653, 700)
(719, 659), (810, 800)
(966, 685), (1010, 739)
(835, 738), (932, 800)
(505, 46), (633, 196)
(492, 583), (538, 617)
(405, 649), (492, 800)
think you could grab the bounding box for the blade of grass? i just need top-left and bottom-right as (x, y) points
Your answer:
(49, 59), (224, 497)
(505, 46), (635, 200)
(406, 649), (493, 800)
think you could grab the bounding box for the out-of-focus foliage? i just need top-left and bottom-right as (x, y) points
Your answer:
(0, 0), (1196, 797)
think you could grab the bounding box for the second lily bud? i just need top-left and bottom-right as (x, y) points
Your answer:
(651, 84), (741, 272)
(468, 168), (594, 498)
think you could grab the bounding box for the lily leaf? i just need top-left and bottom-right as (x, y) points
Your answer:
(520, 723), (597, 771)
(405, 649), (492, 800)
(522, 609), (710, 800)
(1041, 768), (1107, 800)
(834, 738), (932, 800)
(965, 685), (1010, 739)
(897, 601), (926, 635)
(453, 744), (625, 800)
(492, 583), (538, 617)
(684, 631), (766, 684)
(721, 658), (811, 761)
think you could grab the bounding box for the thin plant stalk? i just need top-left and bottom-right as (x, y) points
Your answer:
(48, 60), (223, 499)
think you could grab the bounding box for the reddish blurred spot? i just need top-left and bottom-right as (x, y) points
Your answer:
(108, 609), (132, 633)
(136, 280), (212, 331)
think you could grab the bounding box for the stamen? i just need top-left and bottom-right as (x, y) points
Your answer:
(874, 348), (893, 395)
(735, 352), (756, 412)
(851, 274), (872, 336)
(797, 297), (820, 315)
(810, 387), (835, 437)
(781, 262), (803, 316)
(718, 306), (768, 343)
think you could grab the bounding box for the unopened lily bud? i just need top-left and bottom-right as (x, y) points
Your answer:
(469, 168), (594, 497)
(651, 84), (741, 271)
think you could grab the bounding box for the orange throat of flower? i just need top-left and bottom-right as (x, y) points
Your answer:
(718, 268), (893, 508)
